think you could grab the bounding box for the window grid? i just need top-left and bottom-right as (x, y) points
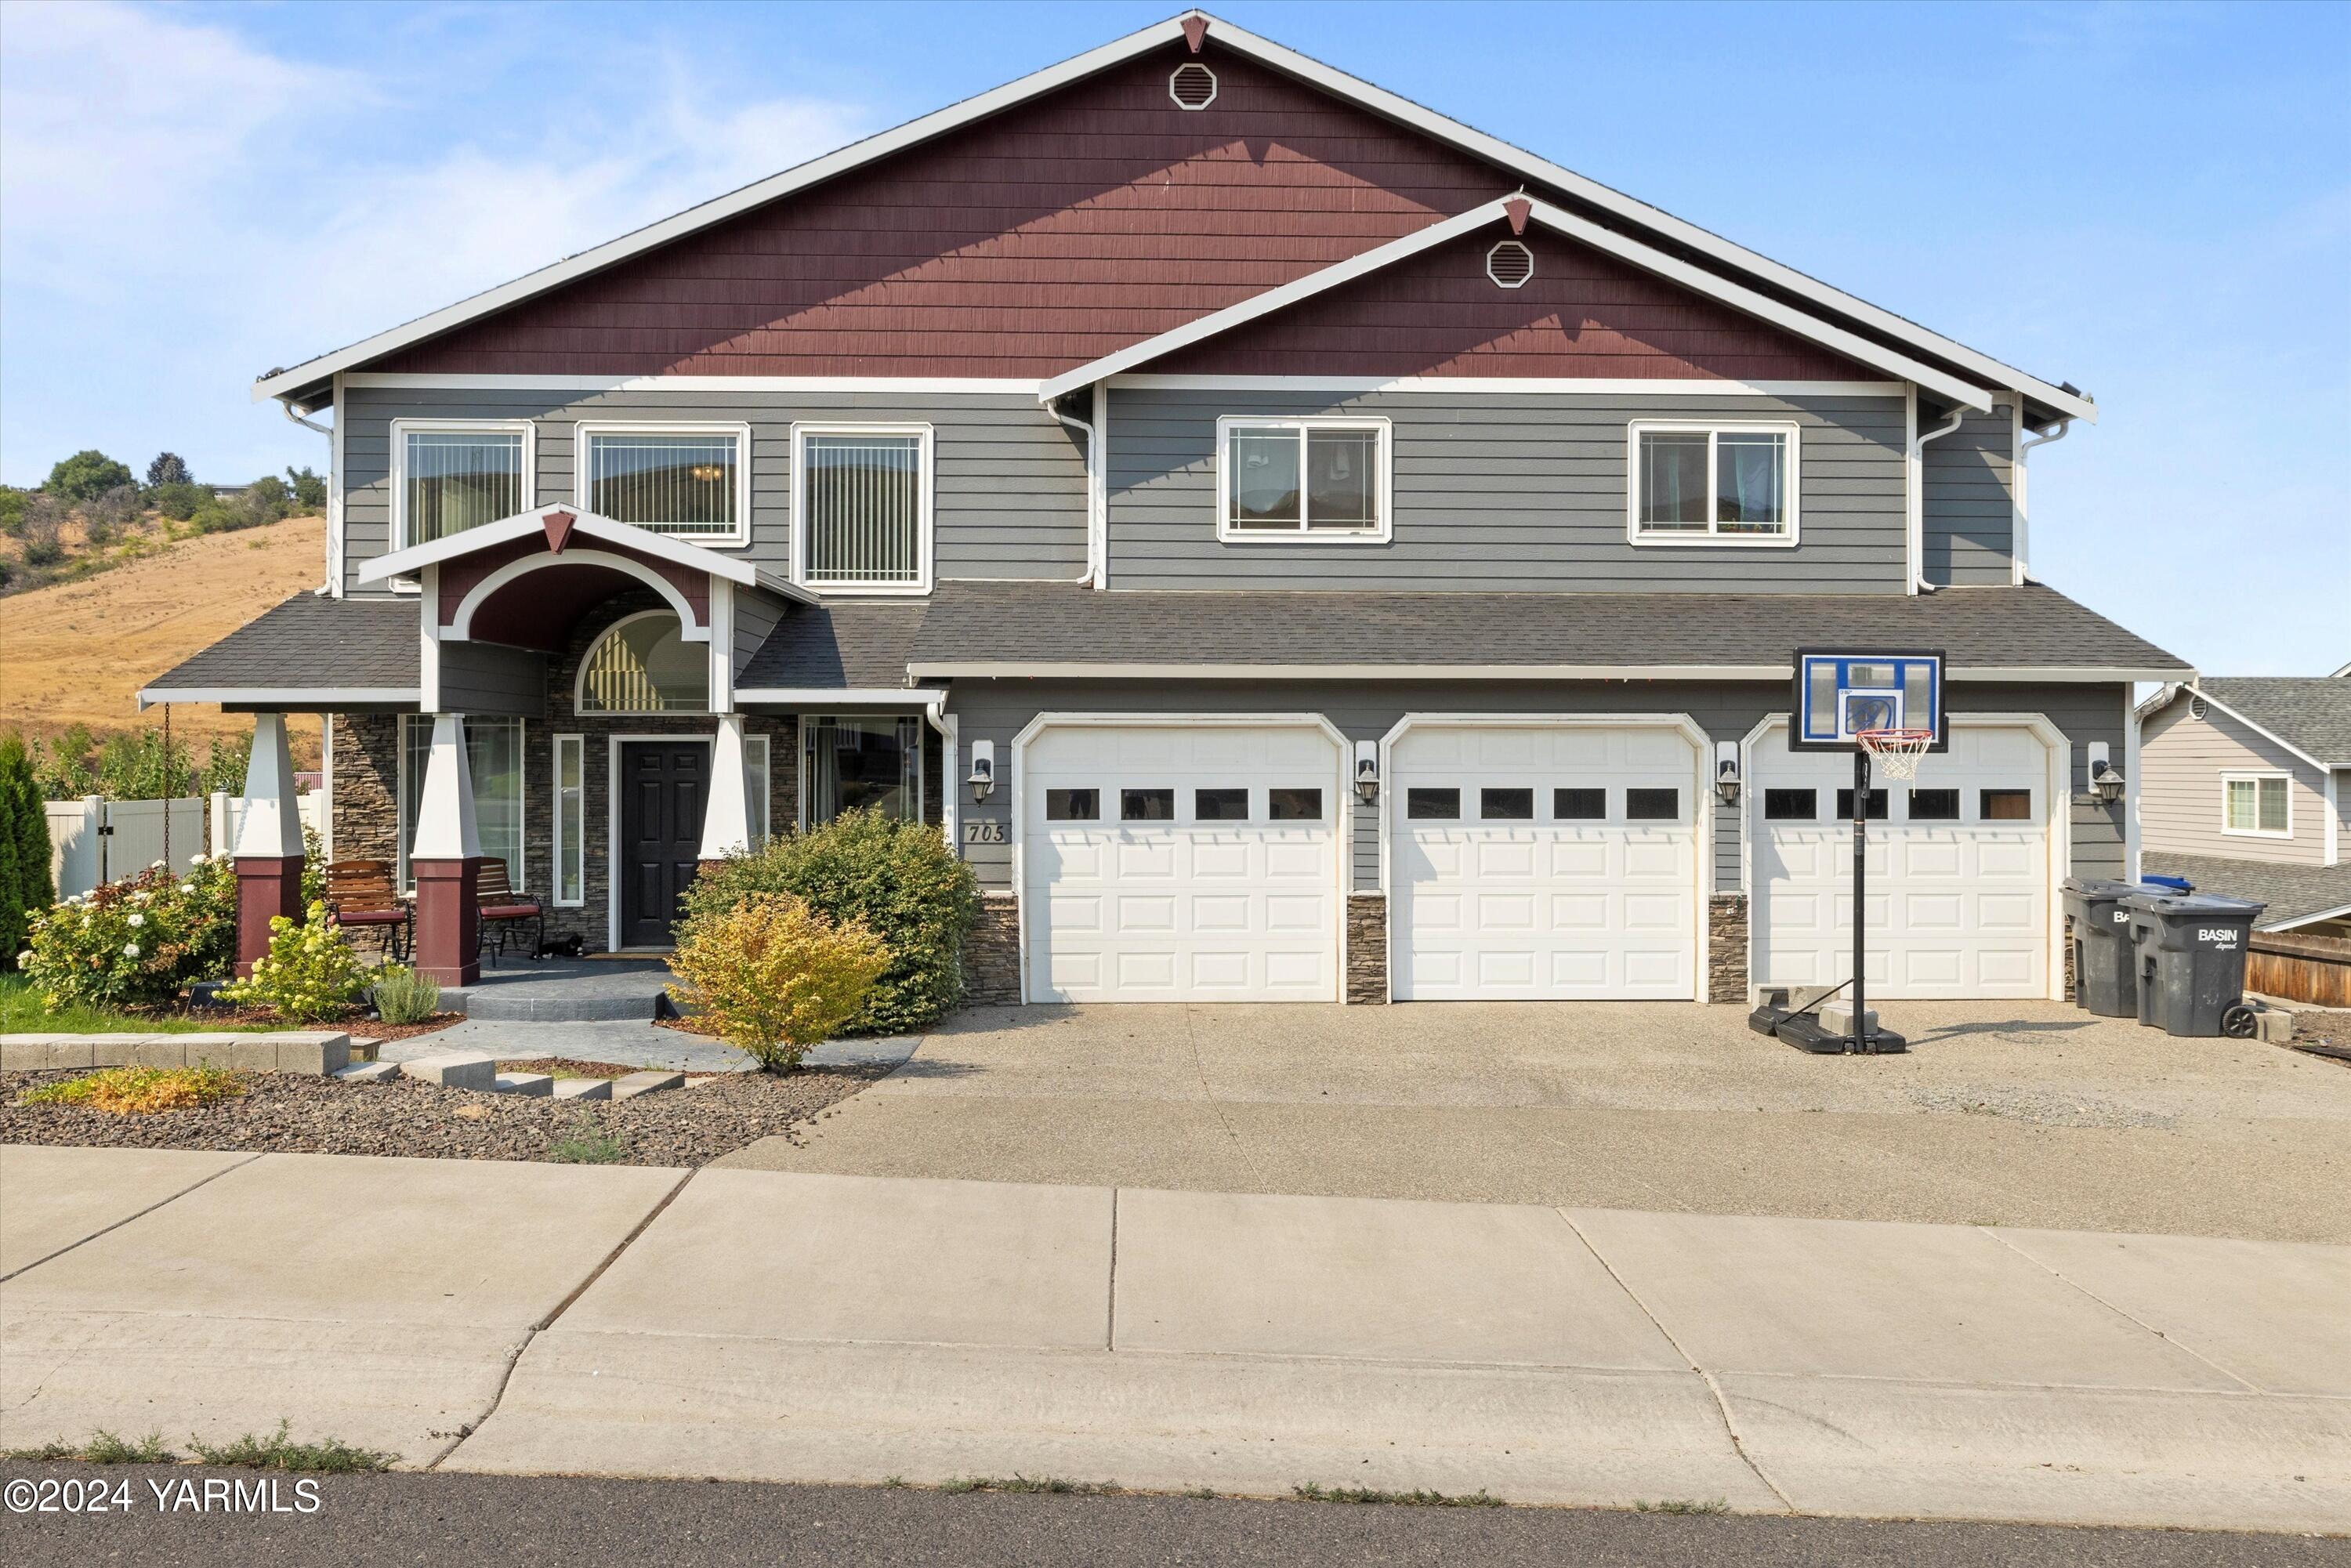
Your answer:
(2222, 775), (2290, 836)
(585, 429), (742, 538)
(799, 429), (927, 588)
(402, 428), (524, 545)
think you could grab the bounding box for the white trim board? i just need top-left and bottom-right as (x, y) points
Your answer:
(908, 661), (2181, 683)
(253, 13), (2092, 425)
(137, 686), (422, 710)
(345, 374), (1043, 393)
(735, 686), (948, 705)
(1108, 375), (1908, 397)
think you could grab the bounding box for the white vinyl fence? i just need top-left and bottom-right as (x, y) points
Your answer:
(45, 791), (323, 900)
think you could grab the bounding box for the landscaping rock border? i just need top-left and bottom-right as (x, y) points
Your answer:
(1, 1031), (349, 1074)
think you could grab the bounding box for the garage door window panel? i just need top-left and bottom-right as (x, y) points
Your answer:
(1122, 788), (1176, 822)
(1407, 788), (1461, 820)
(1194, 788), (1249, 821)
(1835, 788), (1889, 821)
(1625, 788), (1681, 821)
(1267, 788), (1322, 821)
(1763, 788), (1817, 820)
(1908, 788), (1960, 821)
(1980, 788), (2034, 822)
(1552, 787), (1605, 820)
(1481, 788), (1534, 820)
(1046, 788), (1099, 821)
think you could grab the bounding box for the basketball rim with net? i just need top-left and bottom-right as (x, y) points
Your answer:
(1752, 648), (1947, 1056)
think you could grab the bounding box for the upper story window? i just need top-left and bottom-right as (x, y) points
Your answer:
(1627, 421), (1798, 546)
(2222, 773), (2290, 837)
(395, 420), (531, 547)
(794, 423), (932, 594)
(579, 422), (748, 543)
(1217, 415), (1391, 542)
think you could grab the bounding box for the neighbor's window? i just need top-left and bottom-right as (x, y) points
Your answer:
(399, 423), (528, 545)
(398, 716), (524, 893)
(796, 425), (930, 591)
(577, 613), (708, 715)
(552, 733), (584, 906)
(582, 425), (746, 540)
(1219, 417), (1389, 539)
(2222, 774), (2289, 835)
(804, 715), (921, 827)
(1630, 422), (1795, 543)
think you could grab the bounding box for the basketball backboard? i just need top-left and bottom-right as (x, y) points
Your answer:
(1790, 648), (1946, 751)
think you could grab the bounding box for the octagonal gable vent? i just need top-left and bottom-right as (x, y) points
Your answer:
(1169, 62), (1218, 110)
(2189, 694), (2208, 720)
(1486, 239), (1534, 289)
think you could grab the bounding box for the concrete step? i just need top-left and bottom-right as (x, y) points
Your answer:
(331, 1061), (400, 1085)
(494, 1073), (554, 1097)
(552, 1078), (613, 1102)
(401, 1052), (498, 1091)
(610, 1070), (686, 1101)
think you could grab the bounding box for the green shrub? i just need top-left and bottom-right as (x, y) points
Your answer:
(683, 809), (980, 1035)
(668, 893), (889, 1070)
(219, 901), (368, 1023)
(368, 963), (440, 1024)
(284, 466), (328, 510)
(0, 487), (25, 535)
(20, 856), (237, 1010)
(150, 480), (205, 521)
(44, 450), (135, 502)
(0, 735), (53, 969)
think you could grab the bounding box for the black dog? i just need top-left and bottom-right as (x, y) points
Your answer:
(536, 932), (586, 960)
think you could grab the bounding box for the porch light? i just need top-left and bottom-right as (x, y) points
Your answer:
(1714, 741), (1741, 806)
(2087, 741), (2125, 806)
(967, 740), (996, 803)
(1353, 741), (1379, 805)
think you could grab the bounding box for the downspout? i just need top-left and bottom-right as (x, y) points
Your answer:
(2014, 416), (2074, 585)
(1907, 400), (1967, 594)
(918, 690), (958, 852)
(1044, 390), (1105, 588)
(283, 397), (336, 596)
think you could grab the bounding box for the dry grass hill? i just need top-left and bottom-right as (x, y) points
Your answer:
(1, 514), (325, 748)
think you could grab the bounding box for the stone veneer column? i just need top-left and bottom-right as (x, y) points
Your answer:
(328, 714), (400, 863)
(962, 893), (1022, 1005)
(409, 714), (483, 987)
(1345, 893), (1389, 1004)
(1707, 893), (1750, 1005)
(231, 712), (306, 977)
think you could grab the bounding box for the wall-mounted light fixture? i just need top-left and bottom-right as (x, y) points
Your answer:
(967, 739), (995, 804)
(2086, 741), (2125, 806)
(1353, 740), (1380, 805)
(1714, 741), (1742, 805)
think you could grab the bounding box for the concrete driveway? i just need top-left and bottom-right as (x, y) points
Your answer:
(720, 1001), (2351, 1242)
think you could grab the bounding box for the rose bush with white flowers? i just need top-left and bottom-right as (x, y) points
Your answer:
(20, 856), (240, 1011)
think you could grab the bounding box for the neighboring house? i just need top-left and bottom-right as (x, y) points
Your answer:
(2139, 676), (2351, 937)
(143, 10), (2190, 1006)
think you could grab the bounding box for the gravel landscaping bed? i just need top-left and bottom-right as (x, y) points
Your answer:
(0, 1064), (886, 1168)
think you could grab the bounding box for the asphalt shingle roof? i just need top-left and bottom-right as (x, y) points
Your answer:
(2140, 853), (2351, 932)
(738, 603), (929, 690)
(907, 583), (2189, 674)
(142, 594), (419, 694)
(2194, 679), (2351, 767)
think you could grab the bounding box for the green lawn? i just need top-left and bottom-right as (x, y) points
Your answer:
(0, 973), (279, 1035)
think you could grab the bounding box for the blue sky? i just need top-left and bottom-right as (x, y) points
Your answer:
(2, 1), (2343, 675)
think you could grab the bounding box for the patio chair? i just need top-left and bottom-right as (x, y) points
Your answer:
(323, 859), (411, 961)
(476, 858), (545, 965)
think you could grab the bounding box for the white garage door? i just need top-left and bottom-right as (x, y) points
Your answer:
(1752, 722), (2051, 999)
(1023, 723), (1340, 1002)
(1391, 723), (1699, 1001)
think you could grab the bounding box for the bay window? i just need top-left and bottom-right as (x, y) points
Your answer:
(1218, 416), (1389, 540)
(1628, 422), (1797, 545)
(795, 424), (932, 592)
(395, 422), (531, 546)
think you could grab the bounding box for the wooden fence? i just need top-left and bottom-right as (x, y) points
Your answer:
(2248, 930), (2351, 1010)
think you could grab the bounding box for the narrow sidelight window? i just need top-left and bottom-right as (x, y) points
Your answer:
(1121, 788), (1176, 822)
(795, 425), (931, 591)
(1552, 787), (1606, 820)
(1219, 417), (1389, 540)
(1480, 788), (1534, 820)
(1194, 787), (1250, 821)
(1267, 788), (1323, 821)
(1980, 788), (2034, 822)
(1762, 788), (1817, 821)
(1625, 788), (1681, 821)
(1045, 788), (1099, 822)
(552, 733), (584, 905)
(1835, 788), (1889, 820)
(1907, 788), (1960, 822)
(1407, 787), (1460, 820)
(1629, 422), (1796, 543)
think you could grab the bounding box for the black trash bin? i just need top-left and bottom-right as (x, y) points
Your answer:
(2063, 878), (2167, 1016)
(2119, 892), (2266, 1037)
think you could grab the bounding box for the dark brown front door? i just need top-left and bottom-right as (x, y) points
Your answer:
(618, 741), (708, 947)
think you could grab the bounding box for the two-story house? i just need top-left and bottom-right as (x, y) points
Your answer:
(146, 10), (2190, 1006)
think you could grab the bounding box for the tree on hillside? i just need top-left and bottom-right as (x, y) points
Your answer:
(285, 465), (328, 510)
(44, 450), (135, 502)
(0, 733), (56, 969)
(147, 452), (192, 487)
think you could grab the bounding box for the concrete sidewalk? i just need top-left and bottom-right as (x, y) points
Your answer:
(2, 1146), (2344, 1534)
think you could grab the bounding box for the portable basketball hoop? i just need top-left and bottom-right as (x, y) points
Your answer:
(1857, 727), (1934, 782)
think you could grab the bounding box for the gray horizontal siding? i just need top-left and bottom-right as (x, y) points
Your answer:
(1104, 389), (1908, 592)
(437, 641), (545, 719)
(1923, 403), (2016, 587)
(2139, 697), (2331, 866)
(339, 386), (1088, 596)
(943, 678), (2130, 897)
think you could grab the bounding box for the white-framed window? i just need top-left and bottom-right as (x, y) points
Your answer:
(392, 419), (533, 549)
(792, 422), (933, 593)
(577, 421), (750, 543)
(397, 716), (526, 893)
(2222, 772), (2291, 838)
(574, 610), (710, 715)
(800, 715), (922, 828)
(1215, 415), (1391, 541)
(1626, 420), (1799, 545)
(552, 733), (584, 906)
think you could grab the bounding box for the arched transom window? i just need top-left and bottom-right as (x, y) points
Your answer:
(577, 612), (708, 714)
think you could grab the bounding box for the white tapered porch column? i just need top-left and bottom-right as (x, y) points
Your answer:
(698, 714), (754, 864)
(410, 713), (484, 986)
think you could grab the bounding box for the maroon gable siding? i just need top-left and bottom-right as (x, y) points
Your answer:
(1150, 228), (1875, 382)
(377, 47), (1520, 378)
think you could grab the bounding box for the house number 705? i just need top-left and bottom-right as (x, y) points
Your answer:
(962, 820), (1005, 844)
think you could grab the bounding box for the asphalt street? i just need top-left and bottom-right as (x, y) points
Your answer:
(4, 1468), (2343, 1568)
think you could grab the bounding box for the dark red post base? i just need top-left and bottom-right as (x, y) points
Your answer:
(412, 856), (484, 987)
(234, 854), (306, 978)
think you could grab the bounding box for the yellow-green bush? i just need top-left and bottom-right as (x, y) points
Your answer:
(667, 893), (889, 1071)
(22, 1065), (248, 1116)
(219, 901), (368, 1023)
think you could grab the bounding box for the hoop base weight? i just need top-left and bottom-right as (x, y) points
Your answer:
(1748, 990), (1911, 1055)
